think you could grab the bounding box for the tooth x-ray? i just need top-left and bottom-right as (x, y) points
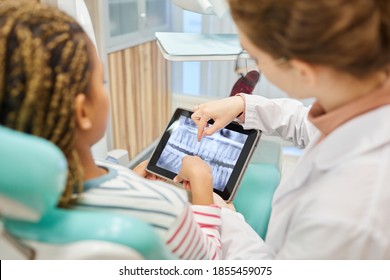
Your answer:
(156, 115), (247, 191)
(147, 108), (261, 201)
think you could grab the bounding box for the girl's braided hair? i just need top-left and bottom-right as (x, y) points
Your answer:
(0, 0), (92, 207)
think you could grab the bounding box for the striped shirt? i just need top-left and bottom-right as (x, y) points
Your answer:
(75, 160), (222, 260)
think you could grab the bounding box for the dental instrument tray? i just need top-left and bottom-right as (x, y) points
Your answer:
(146, 108), (261, 202)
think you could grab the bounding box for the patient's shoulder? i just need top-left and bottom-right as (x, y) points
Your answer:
(88, 159), (188, 207)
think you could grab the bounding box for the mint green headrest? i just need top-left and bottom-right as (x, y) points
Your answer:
(0, 126), (67, 221)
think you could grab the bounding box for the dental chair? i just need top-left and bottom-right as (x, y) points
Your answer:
(234, 139), (282, 239)
(0, 125), (173, 260)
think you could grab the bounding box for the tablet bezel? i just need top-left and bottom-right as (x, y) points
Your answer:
(146, 108), (261, 202)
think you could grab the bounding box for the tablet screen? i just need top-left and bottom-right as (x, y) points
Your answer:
(147, 108), (261, 201)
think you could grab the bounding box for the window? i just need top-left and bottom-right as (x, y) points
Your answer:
(170, 8), (302, 102)
(105, 0), (170, 53)
(171, 9), (248, 99)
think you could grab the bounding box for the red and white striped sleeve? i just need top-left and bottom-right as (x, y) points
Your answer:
(164, 204), (222, 260)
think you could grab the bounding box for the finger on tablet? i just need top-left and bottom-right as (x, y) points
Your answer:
(157, 177), (167, 182)
(173, 175), (183, 183)
(197, 117), (209, 142)
(183, 181), (191, 190)
(191, 112), (200, 122)
(146, 174), (157, 180)
(202, 122), (220, 138)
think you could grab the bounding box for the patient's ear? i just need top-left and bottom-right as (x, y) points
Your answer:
(75, 93), (92, 130)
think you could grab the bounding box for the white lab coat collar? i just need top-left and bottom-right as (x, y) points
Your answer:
(274, 105), (390, 204)
(315, 105), (390, 170)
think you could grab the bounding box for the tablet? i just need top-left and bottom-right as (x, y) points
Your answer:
(147, 108), (261, 202)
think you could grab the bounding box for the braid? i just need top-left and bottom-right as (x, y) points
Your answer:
(0, 0), (91, 207)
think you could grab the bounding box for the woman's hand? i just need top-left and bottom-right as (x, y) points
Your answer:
(132, 160), (164, 181)
(173, 156), (214, 205)
(191, 95), (245, 141)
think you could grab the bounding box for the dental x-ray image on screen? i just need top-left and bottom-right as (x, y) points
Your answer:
(147, 108), (261, 201)
(156, 115), (247, 192)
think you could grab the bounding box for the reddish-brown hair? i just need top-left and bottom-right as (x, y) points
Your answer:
(228, 0), (390, 78)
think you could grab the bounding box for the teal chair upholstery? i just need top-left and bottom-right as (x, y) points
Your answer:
(0, 125), (173, 259)
(234, 139), (282, 239)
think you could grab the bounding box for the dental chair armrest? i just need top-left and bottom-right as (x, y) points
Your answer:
(4, 209), (175, 260)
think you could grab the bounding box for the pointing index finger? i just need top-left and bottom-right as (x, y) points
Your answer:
(191, 110), (207, 142)
(196, 116), (209, 142)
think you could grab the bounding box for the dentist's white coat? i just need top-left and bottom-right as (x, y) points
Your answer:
(221, 94), (390, 259)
